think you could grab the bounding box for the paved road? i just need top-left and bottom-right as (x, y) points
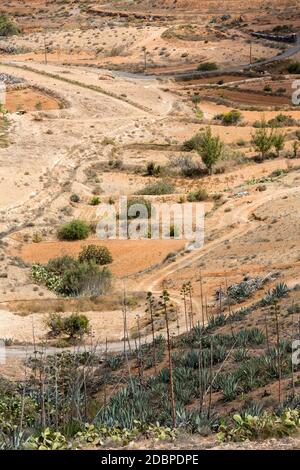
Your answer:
(124, 35), (300, 81)
(171, 37), (300, 80)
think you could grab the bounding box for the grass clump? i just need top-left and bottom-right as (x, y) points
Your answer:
(187, 188), (209, 202)
(136, 181), (175, 196)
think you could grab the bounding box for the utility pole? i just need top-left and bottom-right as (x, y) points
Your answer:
(43, 34), (48, 65)
(44, 0), (48, 65)
(142, 47), (147, 71)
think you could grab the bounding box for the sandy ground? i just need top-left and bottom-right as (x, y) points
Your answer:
(0, 57), (299, 344)
(0, 0), (299, 353)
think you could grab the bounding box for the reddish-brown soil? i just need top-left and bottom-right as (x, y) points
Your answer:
(181, 75), (248, 85)
(5, 87), (60, 112)
(16, 238), (186, 277)
(199, 88), (292, 106)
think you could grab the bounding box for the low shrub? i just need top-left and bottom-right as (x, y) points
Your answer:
(90, 196), (101, 206)
(288, 62), (300, 74)
(57, 220), (90, 241)
(197, 62), (218, 72)
(182, 134), (203, 152)
(70, 194), (80, 203)
(171, 155), (205, 177)
(218, 409), (300, 442)
(136, 181), (174, 196)
(215, 110), (242, 126)
(146, 162), (161, 176)
(0, 14), (19, 37)
(263, 84), (273, 93)
(187, 188), (208, 202)
(78, 244), (113, 265)
(32, 256), (112, 297)
(47, 313), (89, 340)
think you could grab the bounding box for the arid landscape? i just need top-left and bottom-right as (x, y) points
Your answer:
(0, 0), (300, 452)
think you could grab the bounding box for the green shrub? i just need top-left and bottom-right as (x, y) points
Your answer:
(47, 313), (89, 340)
(263, 84), (272, 93)
(57, 262), (112, 297)
(136, 181), (174, 195)
(276, 87), (286, 94)
(197, 127), (224, 174)
(32, 256), (112, 297)
(70, 194), (80, 203)
(182, 134), (203, 152)
(197, 62), (218, 71)
(78, 244), (113, 265)
(187, 188), (208, 202)
(172, 155), (204, 177)
(26, 428), (68, 450)
(46, 313), (65, 337)
(218, 409), (300, 442)
(57, 220), (90, 241)
(191, 94), (201, 105)
(268, 114), (295, 128)
(90, 196), (101, 206)
(252, 121), (274, 160)
(0, 15), (19, 37)
(64, 314), (90, 339)
(216, 110), (242, 125)
(146, 161), (161, 176)
(288, 62), (300, 74)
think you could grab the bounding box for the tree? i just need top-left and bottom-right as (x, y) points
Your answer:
(272, 132), (286, 157)
(47, 313), (90, 340)
(197, 126), (224, 175)
(251, 119), (274, 160)
(64, 314), (90, 340)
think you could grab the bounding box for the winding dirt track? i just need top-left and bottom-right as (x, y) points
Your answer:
(1, 59), (300, 359)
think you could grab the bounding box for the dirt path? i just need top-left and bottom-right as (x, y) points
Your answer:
(136, 185), (300, 297)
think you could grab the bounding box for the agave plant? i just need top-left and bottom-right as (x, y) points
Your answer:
(260, 283), (289, 306)
(222, 374), (241, 402)
(240, 400), (265, 418)
(233, 348), (250, 363)
(207, 313), (227, 330)
(235, 327), (266, 347)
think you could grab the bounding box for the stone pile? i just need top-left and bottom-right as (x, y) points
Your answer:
(0, 72), (24, 85)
